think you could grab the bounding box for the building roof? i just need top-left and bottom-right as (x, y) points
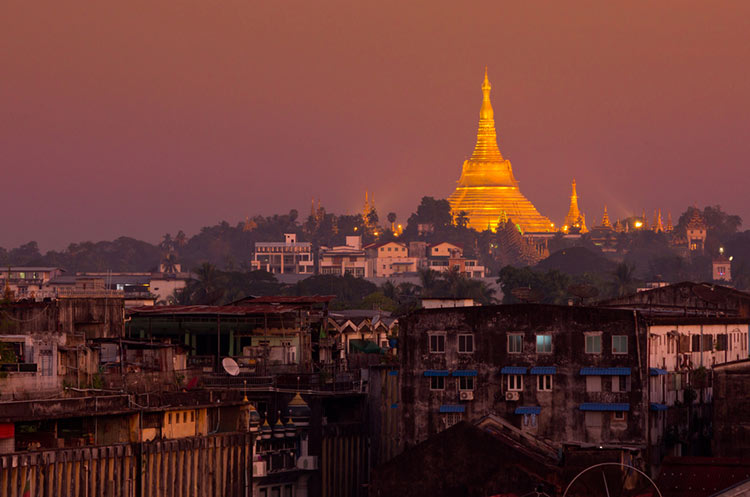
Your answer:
(229, 295), (335, 305)
(363, 241), (407, 250)
(126, 304), (299, 316)
(0, 267), (64, 273)
(657, 457), (750, 497)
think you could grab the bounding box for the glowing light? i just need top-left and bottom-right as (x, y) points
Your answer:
(719, 247), (725, 254)
(634, 221), (643, 228)
(729, 256), (734, 261)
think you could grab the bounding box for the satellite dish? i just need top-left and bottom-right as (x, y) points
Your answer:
(563, 462), (662, 497)
(222, 357), (240, 376)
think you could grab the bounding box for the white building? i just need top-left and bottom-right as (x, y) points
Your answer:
(318, 236), (369, 277)
(426, 242), (486, 278)
(364, 241), (418, 278)
(251, 233), (314, 274)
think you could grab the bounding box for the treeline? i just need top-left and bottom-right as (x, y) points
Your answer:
(1, 201), (749, 291)
(172, 265), (496, 315)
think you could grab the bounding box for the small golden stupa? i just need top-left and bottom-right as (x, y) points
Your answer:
(448, 68), (554, 233)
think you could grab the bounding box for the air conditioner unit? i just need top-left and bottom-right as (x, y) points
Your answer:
(297, 456), (319, 470)
(252, 461), (267, 477)
(505, 391), (519, 401)
(459, 390), (474, 401)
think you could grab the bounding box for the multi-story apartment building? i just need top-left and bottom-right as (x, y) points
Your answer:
(399, 304), (649, 457)
(364, 241), (418, 277)
(0, 267), (65, 299)
(318, 235), (368, 277)
(426, 242), (486, 278)
(251, 233), (314, 274)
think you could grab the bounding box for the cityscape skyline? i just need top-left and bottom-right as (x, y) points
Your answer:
(3, 1), (750, 250)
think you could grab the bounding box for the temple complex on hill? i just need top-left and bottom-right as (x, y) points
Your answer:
(562, 179), (587, 233)
(448, 69), (554, 233)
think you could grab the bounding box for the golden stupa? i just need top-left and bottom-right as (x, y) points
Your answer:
(448, 68), (554, 233)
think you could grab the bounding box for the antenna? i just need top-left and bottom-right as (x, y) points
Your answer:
(222, 357), (240, 376)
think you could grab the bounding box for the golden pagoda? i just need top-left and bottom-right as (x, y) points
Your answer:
(563, 180), (587, 233)
(601, 205), (611, 228)
(448, 68), (554, 233)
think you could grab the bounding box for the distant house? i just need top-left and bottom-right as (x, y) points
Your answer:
(251, 233), (314, 274)
(364, 241), (418, 277)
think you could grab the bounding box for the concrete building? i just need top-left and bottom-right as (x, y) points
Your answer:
(426, 242), (486, 278)
(712, 359), (750, 458)
(318, 235), (368, 277)
(364, 241), (418, 277)
(399, 304), (649, 458)
(0, 267), (65, 300)
(713, 254), (732, 282)
(252, 233), (314, 274)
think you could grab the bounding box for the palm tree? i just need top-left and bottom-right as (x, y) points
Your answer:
(191, 263), (224, 304)
(174, 230), (187, 249)
(159, 233), (174, 252)
(612, 262), (636, 297)
(418, 268), (439, 298)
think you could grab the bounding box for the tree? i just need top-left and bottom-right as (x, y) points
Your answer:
(174, 231), (187, 249)
(455, 211), (469, 229)
(161, 252), (179, 273)
(188, 263), (225, 304)
(159, 233), (174, 252)
(611, 262), (637, 297)
(387, 212), (397, 231)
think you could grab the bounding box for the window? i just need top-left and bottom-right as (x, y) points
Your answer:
(536, 334), (552, 353)
(716, 334), (728, 351)
(429, 334), (445, 353)
(586, 376), (602, 392)
(585, 334), (602, 354)
(458, 376), (474, 391)
(584, 411), (602, 428)
(458, 334), (474, 353)
(612, 375), (630, 392)
(444, 413), (462, 428)
(168, 413), (172, 424)
(507, 374), (523, 391)
(612, 335), (628, 354)
(537, 374), (552, 391)
(508, 334), (523, 354)
(613, 411), (626, 422)
(430, 376), (445, 390)
(183, 412), (187, 423)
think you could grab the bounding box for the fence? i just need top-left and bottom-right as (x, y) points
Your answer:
(0, 432), (252, 497)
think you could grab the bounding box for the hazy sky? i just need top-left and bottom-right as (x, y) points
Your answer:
(3, 1), (749, 250)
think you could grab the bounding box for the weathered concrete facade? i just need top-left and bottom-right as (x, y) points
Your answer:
(0, 432), (252, 497)
(399, 304), (649, 452)
(712, 359), (750, 458)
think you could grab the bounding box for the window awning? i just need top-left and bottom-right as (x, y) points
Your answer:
(579, 403), (630, 412)
(424, 370), (450, 377)
(580, 367), (631, 376)
(649, 368), (667, 376)
(439, 405), (465, 413)
(501, 367), (527, 375)
(514, 406), (541, 415)
(530, 366), (557, 375)
(452, 370), (477, 377)
(650, 403), (668, 411)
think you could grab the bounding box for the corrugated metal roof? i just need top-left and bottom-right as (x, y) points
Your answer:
(579, 403), (630, 412)
(650, 367), (668, 376)
(424, 370), (450, 377)
(650, 403), (669, 411)
(439, 405), (465, 413)
(127, 304), (299, 316)
(579, 367), (631, 376)
(501, 366), (528, 374)
(515, 406), (541, 415)
(452, 370), (477, 377)
(530, 366), (557, 375)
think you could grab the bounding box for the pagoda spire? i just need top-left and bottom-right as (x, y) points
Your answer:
(563, 180), (583, 231)
(666, 211), (673, 232)
(601, 205), (611, 228)
(470, 67), (504, 162)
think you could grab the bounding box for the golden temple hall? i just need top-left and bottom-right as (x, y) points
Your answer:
(448, 69), (554, 233)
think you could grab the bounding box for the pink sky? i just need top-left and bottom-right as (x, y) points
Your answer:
(2, 1), (749, 249)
